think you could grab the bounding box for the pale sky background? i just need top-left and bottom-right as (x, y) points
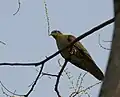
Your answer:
(0, 0), (113, 97)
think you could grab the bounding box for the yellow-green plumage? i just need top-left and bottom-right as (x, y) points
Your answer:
(51, 30), (104, 80)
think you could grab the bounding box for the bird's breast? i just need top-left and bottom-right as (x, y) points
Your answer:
(56, 37), (71, 59)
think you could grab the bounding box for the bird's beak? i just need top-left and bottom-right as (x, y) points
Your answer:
(49, 33), (52, 36)
(50, 33), (56, 38)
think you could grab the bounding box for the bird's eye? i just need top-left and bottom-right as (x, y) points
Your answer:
(55, 30), (61, 33)
(57, 31), (62, 34)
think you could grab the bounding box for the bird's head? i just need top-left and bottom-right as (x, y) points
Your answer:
(50, 30), (62, 39)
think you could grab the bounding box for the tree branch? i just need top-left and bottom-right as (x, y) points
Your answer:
(13, 0), (21, 15)
(0, 17), (114, 67)
(55, 60), (68, 97)
(25, 63), (45, 97)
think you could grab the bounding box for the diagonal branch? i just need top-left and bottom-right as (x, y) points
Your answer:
(25, 63), (45, 97)
(55, 60), (68, 97)
(0, 17), (114, 67)
(36, 17), (114, 66)
(0, 41), (6, 45)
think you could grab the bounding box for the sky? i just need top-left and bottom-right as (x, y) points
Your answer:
(0, 0), (113, 97)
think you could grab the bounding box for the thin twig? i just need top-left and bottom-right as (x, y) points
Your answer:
(1, 87), (11, 97)
(102, 40), (112, 42)
(58, 59), (75, 90)
(44, 0), (50, 35)
(42, 72), (58, 77)
(75, 73), (82, 89)
(80, 81), (101, 92)
(13, 0), (21, 15)
(78, 72), (87, 91)
(25, 64), (45, 97)
(0, 81), (23, 96)
(69, 81), (101, 97)
(0, 41), (6, 45)
(69, 72), (87, 97)
(98, 34), (111, 50)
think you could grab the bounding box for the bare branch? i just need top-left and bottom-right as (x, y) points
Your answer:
(0, 81), (23, 96)
(69, 81), (101, 97)
(75, 73), (82, 89)
(55, 60), (68, 97)
(0, 62), (41, 66)
(1, 87), (11, 97)
(58, 59), (76, 91)
(80, 81), (101, 92)
(44, 0), (50, 35)
(69, 72), (88, 97)
(102, 40), (112, 43)
(0, 41), (6, 45)
(98, 34), (111, 50)
(13, 0), (21, 15)
(42, 72), (58, 77)
(25, 63), (45, 97)
(78, 72), (87, 90)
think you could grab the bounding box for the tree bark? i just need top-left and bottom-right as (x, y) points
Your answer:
(99, 0), (120, 97)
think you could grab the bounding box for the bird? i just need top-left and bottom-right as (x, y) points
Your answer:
(50, 30), (104, 81)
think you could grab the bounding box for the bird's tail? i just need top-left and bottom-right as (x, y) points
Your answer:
(89, 62), (104, 81)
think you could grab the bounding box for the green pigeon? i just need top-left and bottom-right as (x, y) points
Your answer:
(50, 30), (104, 81)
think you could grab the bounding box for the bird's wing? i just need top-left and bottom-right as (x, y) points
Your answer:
(66, 35), (104, 80)
(67, 35), (93, 61)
